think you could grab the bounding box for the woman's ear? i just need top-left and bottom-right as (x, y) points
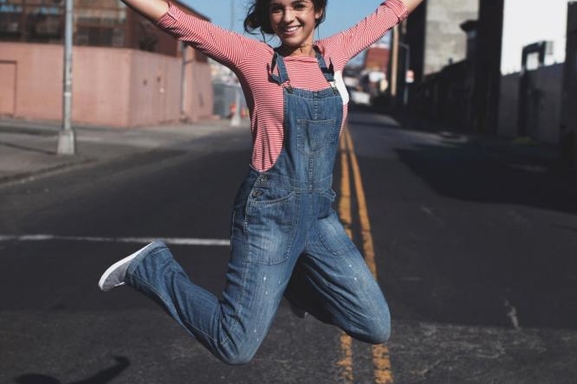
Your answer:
(315, 8), (324, 21)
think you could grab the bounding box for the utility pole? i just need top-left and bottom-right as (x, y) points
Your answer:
(230, 85), (241, 127)
(390, 26), (399, 99)
(398, 42), (411, 108)
(180, 41), (188, 120)
(57, 0), (75, 155)
(472, 0), (504, 133)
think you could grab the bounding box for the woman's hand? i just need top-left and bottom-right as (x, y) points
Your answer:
(399, 0), (425, 14)
(122, 0), (169, 22)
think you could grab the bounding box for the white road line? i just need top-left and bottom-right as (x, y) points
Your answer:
(0, 234), (230, 247)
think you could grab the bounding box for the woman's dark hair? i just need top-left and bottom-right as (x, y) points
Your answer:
(244, 0), (328, 35)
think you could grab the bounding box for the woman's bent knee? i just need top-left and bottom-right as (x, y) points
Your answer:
(220, 353), (254, 366)
(216, 341), (259, 365)
(351, 307), (391, 344)
(369, 324), (392, 344)
(353, 322), (391, 344)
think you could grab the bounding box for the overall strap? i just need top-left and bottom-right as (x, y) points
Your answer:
(270, 47), (336, 91)
(314, 46), (335, 83)
(270, 52), (291, 87)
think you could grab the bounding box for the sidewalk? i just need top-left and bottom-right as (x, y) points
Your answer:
(398, 115), (566, 167)
(0, 117), (247, 186)
(0, 114), (569, 188)
(348, 104), (566, 166)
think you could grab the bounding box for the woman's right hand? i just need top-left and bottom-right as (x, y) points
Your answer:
(122, 0), (169, 22)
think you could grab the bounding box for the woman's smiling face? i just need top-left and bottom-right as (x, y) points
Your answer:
(269, 0), (324, 54)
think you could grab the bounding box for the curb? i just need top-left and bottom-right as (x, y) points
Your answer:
(0, 157), (96, 188)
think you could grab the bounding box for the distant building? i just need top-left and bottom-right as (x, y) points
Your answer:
(387, 0), (480, 120)
(560, 1), (577, 166)
(498, 1), (572, 145)
(404, 0), (507, 134)
(0, 0), (214, 127)
(405, 0), (479, 83)
(501, 0), (569, 74)
(364, 45), (391, 73)
(0, 0), (210, 57)
(360, 45), (391, 97)
(406, 0), (573, 149)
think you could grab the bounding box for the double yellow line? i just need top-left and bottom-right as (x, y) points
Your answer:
(336, 125), (394, 384)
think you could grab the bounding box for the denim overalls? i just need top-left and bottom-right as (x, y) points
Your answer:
(126, 49), (391, 365)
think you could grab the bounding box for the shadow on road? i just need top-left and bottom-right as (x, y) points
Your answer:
(395, 139), (577, 215)
(13, 356), (129, 384)
(393, 142), (577, 328)
(349, 106), (576, 214)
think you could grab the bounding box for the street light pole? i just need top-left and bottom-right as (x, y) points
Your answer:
(57, 0), (75, 155)
(390, 26), (399, 98)
(398, 42), (411, 108)
(180, 41), (187, 120)
(230, 85), (241, 127)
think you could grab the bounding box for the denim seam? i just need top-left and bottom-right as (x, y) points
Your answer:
(248, 190), (296, 207)
(220, 231), (251, 348)
(313, 216), (356, 256)
(225, 191), (254, 346)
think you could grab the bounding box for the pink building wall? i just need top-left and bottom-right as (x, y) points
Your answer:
(0, 42), (213, 127)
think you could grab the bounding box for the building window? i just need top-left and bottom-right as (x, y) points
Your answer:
(0, 0), (127, 46)
(0, 2), (24, 40)
(0, 0), (63, 43)
(0, 0), (208, 61)
(75, 1), (127, 47)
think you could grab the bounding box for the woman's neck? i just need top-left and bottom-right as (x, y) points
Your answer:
(278, 43), (316, 57)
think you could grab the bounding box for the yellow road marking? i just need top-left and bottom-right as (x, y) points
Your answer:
(344, 129), (377, 276)
(337, 126), (355, 383)
(338, 126), (394, 384)
(336, 333), (354, 383)
(339, 129), (353, 234)
(372, 344), (393, 384)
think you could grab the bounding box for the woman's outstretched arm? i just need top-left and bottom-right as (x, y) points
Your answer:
(117, 0), (264, 70)
(121, 0), (169, 22)
(319, 0), (425, 69)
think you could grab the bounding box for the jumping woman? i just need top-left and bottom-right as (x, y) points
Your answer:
(99, 0), (424, 365)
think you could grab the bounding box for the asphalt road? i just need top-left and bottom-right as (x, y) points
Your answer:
(1, 110), (576, 384)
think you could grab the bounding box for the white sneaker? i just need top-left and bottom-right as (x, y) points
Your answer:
(98, 242), (157, 292)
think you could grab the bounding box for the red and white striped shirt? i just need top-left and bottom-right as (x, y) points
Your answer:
(157, 0), (408, 171)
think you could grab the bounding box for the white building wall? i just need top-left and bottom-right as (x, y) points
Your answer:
(423, 0), (479, 76)
(501, 0), (571, 74)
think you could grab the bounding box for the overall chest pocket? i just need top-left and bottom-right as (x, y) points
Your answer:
(297, 119), (337, 155)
